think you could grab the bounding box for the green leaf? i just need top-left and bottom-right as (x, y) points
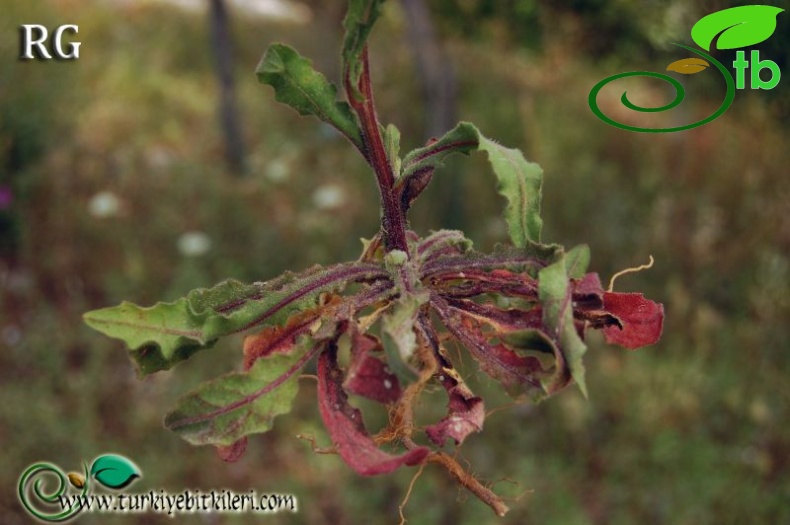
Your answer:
(400, 122), (543, 247)
(691, 5), (784, 51)
(538, 257), (588, 397)
(90, 455), (141, 490)
(416, 230), (473, 264)
(164, 337), (318, 447)
(84, 299), (220, 376)
(84, 263), (386, 375)
(563, 244), (590, 279)
(479, 135), (543, 248)
(384, 123), (401, 176)
(342, 0), (386, 98)
(400, 122), (478, 180)
(256, 44), (362, 147)
(501, 329), (558, 356)
(381, 295), (427, 385)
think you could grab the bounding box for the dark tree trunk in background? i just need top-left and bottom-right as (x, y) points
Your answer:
(400, 0), (460, 226)
(209, 0), (246, 175)
(401, 0), (457, 139)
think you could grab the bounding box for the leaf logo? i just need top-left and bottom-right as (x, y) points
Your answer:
(589, 5), (784, 132)
(691, 5), (784, 51)
(89, 454), (141, 490)
(666, 57), (710, 75)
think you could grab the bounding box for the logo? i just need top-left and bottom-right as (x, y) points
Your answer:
(588, 5), (784, 133)
(18, 453), (141, 522)
(18, 454), (298, 521)
(19, 24), (81, 60)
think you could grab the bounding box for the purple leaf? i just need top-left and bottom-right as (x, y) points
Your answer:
(317, 340), (429, 476)
(425, 366), (484, 446)
(342, 332), (402, 404)
(572, 272), (605, 310)
(416, 230), (473, 264)
(432, 296), (545, 397)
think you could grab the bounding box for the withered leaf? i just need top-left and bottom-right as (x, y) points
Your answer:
(342, 332), (402, 404)
(317, 340), (429, 476)
(425, 365), (484, 446)
(602, 292), (664, 349)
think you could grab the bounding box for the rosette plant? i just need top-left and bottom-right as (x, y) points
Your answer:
(84, 0), (663, 516)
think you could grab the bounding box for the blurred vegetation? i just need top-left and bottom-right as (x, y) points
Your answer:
(1, 0), (788, 524)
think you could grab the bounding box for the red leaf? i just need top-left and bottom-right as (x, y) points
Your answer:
(317, 342), (429, 476)
(216, 437), (247, 463)
(242, 310), (320, 370)
(602, 292), (664, 349)
(342, 333), (402, 404)
(425, 367), (484, 446)
(572, 273), (605, 309)
(433, 297), (549, 397)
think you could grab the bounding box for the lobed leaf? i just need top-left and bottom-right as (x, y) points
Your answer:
(84, 263), (388, 375)
(164, 336), (319, 447)
(479, 134), (544, 248)
(84, 299), (219, 376)
(257, 44), (362, 147)
(400, 122), (543, 247)
(317, 339), (430, 476)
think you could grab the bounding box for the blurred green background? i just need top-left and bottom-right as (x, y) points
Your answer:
(2, 0), (788, 524)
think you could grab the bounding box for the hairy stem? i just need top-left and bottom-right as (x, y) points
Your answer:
(345, 46), (409, 254)
(385, 319), (509, 517)
(423, 451), (510, 517)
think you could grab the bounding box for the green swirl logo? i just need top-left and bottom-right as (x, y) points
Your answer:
(18, 462), (90, 522)
(589, 5), (784, 133)
(18, 454), (140, 522)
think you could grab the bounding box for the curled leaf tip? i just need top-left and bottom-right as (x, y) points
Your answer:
(602, 292), (664, 350)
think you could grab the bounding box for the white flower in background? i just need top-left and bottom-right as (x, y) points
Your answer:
(177, 231), (212, 257)
(232, 0), (311, 22)
(88, 191), (122, 218)
(142, 0), (312, 23)
(265, 159), (290, 182)
(312, 183), (346, 210)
